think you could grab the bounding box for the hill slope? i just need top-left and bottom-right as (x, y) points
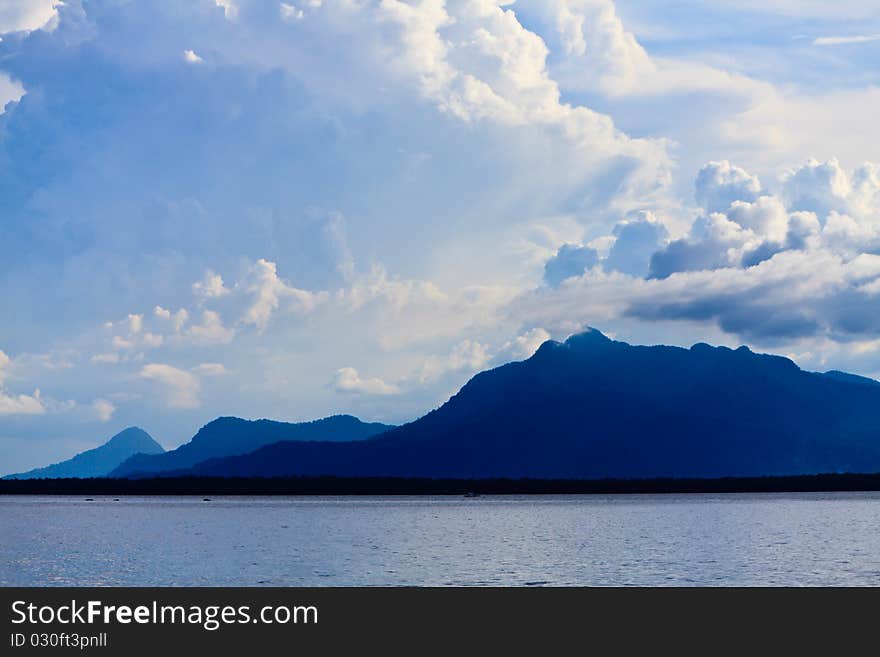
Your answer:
(110, 415), (394, 477)
(180, 329), (880, 479)
(5, 427), (164, 479)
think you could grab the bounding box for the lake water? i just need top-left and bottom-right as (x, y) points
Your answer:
(2, 493), (880, 586)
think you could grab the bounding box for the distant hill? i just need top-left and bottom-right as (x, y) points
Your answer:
(177, 329), (880, 480)
(5, 427), (164, 479)
(110, 415), (395, 478)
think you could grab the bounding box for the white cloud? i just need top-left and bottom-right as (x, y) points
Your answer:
(727, 196), (790, 243)
(0, 350), (10, 384)
(515, 156), (880, 344)
(193, 362), (226, 376)
(280, 3), (304, 21)
(695, 161), (762, 214)
(0, 350), (59, 416)
(0, 73), (25, 114)
(187, 310), (235, 346)
(183, 49), (203, 64)
(240, 259), (321, 332)
(139, 363), (201, 409)
(215, 0), (238, 21)
(108, 312), (163, 352)
(171, 309), (189, 332)
(112, 336), (135, 351)
(90, 352), (120, 364)
(333, 367), (399, 395)
(193, 270), (229, 300)
(141, 332), (164, 348)
(0, 388), (46, 415)
(418, 339), (491, 383)
(813, 34), (880, 46)
(783, 158), (853, 215)
(0, 0), (58, 34)
(492, 327), (552, 365)
(127, 313), (143, 334)
(91, 398), (115, 421)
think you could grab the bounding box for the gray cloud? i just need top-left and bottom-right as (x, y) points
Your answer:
(605, 213), (668, 277)
(528, 158), (880, 344)
(543, 244), (599, 287)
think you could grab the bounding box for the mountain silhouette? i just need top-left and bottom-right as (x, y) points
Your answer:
(110, 415), (394, 478)
(173, 329), (880, 479)
(5, 427), (164, 479)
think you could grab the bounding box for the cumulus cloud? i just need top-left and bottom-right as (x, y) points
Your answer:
(0, 388), (46, 415)
(782, 158), (853, 216)
(0, 350), (10, 384)
(240, 259), (320, 332)
(0, 0), (58, 34)
(0, 72), (25, 114)
(171, 309), (190, 332)
(280, 3), (304, 22)
(333, 367), (399, 396)
(127, 314), (143, 334)
(183, 49), (203, 64)
(418, 339), (492, 383)
(628, 251), (880, 341)
(646, 158), (880, 281)
(523, 157), (880, 344)
(106, 313), (164, 352)
(726, 196), (790, 243)
(605, 212), (669, 277)
(544, 244), (599, 287)
(695, 161), (762, 214)
(513, 251), (877, 343)
(649, 213), (754, 279)
(193, 271), (229, 300)
(214, 0), (238, 21)
(491, 327), (552, 365)
(139, 363), (201, 409)
(187, 310), (235, 346)
(91, 398), (115, 421)
(0, 350), (45, 415)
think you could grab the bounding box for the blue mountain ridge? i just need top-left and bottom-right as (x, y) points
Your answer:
(170, 329), (880, 480)
(110, 414), (394, 478)
(5, 427), (164, 479)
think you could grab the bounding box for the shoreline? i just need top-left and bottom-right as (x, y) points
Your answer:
(4, 473), (880, 496)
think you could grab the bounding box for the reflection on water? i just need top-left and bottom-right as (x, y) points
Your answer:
(2, 493), (880, 586)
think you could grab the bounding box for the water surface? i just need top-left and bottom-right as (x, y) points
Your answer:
(2, 493), (880, 586)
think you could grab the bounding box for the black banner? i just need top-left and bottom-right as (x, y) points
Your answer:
(1, 587), (877, 654)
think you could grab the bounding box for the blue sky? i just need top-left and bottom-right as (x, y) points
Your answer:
(1, 0), (879, 473)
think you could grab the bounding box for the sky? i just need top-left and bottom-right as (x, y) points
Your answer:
(1, 0), (879, 473)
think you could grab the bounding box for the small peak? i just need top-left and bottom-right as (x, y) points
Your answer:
(564, 327), (612, 350)
(322, 414), (359, 422)
(107, 426), (150, 442)
(116, 426), (145, 435)
(736, 345), (752, 354)
(104, 427), (164, 453)
(690, 342), (713, 352)
(531, 339), (563, 359)
(206, 416), (247, 427)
